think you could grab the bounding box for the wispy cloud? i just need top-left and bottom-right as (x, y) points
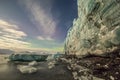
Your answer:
(19, 0), (57, 40)
(37, 36), (53, 41)
(0, 20), (30, 48)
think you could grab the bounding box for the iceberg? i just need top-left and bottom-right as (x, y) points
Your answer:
(9, 54), (48, 62)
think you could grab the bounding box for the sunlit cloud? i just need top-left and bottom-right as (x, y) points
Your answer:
(0, 19), (30, 48)
(19, 0), (57, 40)
(37, 36), (54, 41)
(0, 20), (18, 29)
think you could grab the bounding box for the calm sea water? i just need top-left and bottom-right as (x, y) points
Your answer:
(0, 62), (73, 80)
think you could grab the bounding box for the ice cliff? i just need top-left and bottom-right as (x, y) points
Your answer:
(65, 0), (120, 58)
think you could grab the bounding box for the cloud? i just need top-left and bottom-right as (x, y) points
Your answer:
(37, 36), (53, 41)
(0, 20), (30, 48)
(37, 36), (45, 40)
(18, 0), (57, 39)
(0, 20), (18, 29)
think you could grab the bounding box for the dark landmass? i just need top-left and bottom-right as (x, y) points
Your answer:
(0, 49), (14, 54)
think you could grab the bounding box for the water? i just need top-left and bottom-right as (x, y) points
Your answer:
(0, 62), (73, 80)
(0, 63), (19, 80)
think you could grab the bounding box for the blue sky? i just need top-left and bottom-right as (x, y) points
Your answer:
(0, 0), (77, 51)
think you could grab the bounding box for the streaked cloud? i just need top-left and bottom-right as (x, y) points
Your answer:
(17, 0), (64, 51)
(37, 36), (45, 40)
(18, 0), (57, 40)
(37, 36), (53, 41)
(0, 20), (18, 29)
(0, 19), (30, 48)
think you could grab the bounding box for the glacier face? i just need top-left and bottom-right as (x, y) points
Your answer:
(65, 0), (120, 57)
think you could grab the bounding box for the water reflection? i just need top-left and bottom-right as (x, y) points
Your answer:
(0, 63), (19, 80)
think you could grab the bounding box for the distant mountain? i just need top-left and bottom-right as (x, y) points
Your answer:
(0, 49), (14, 54)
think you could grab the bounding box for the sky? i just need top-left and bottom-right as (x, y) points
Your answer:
(0, 0), (77, 51)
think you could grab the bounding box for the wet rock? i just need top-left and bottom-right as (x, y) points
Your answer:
(60, 58), (68, 62)
(67, 66), (71, 70)
(80, 76), (91, 80)
(72, 71), (78, 80)
(110, 76), (115, 80)
(92, 76), (104, 80)
(115, 72), (119, 74)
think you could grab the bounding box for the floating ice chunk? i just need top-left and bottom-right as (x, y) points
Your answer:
(28, 61), (38, 66)
(17, 65), (37, 74)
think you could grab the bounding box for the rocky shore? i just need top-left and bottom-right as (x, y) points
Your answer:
(60, 49), (120, 80)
